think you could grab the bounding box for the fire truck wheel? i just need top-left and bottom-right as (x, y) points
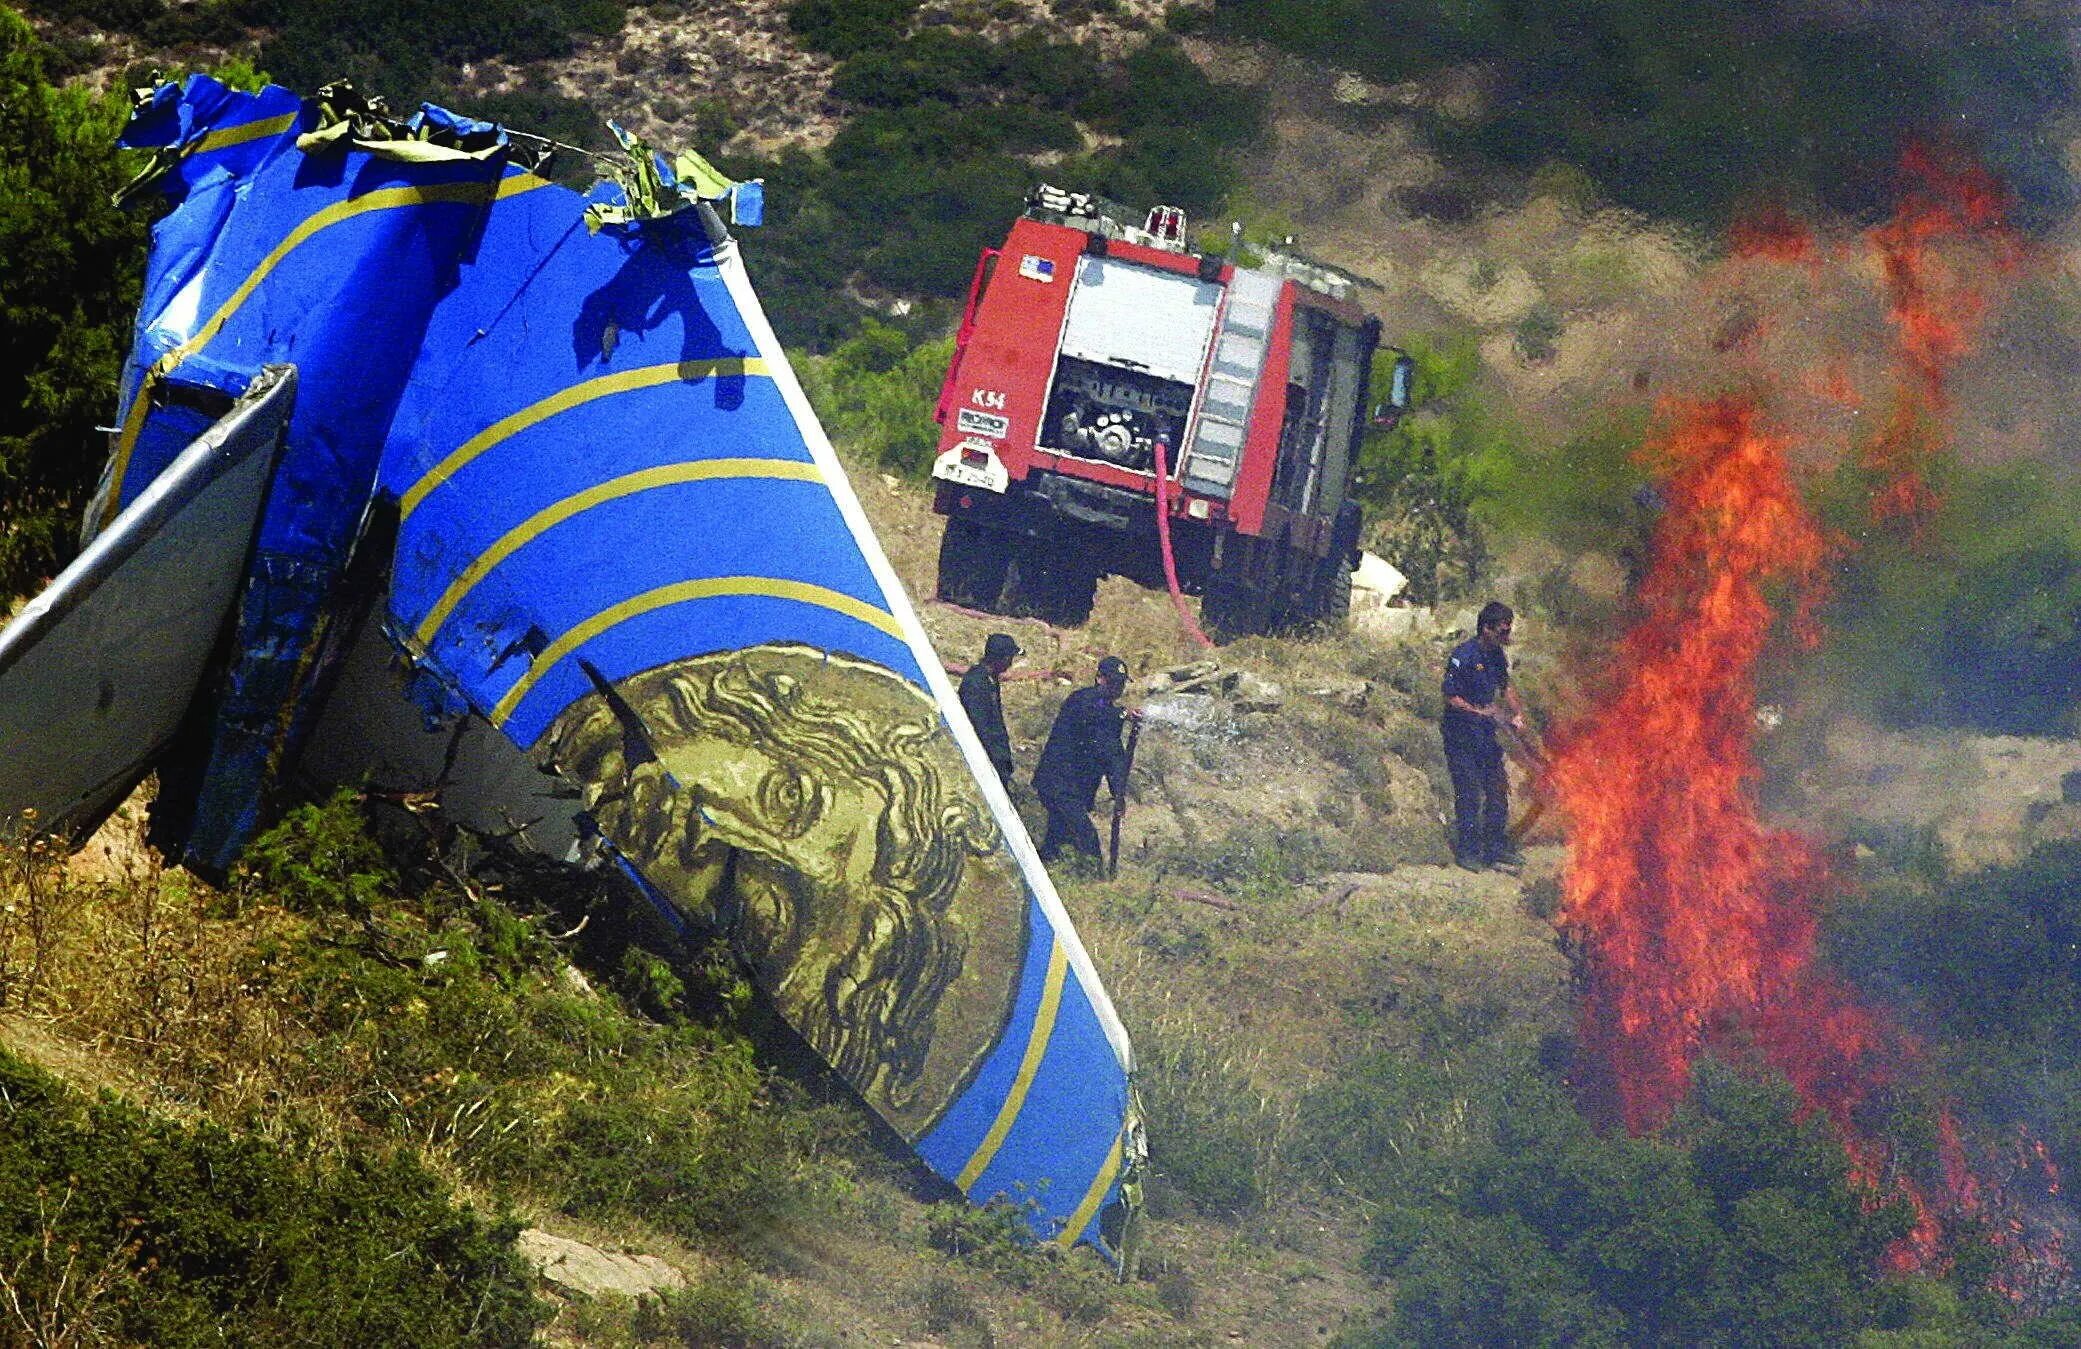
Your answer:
(1201, 581), (1269, 641)
(1002, 540), (1095, 627)
(936, 518), (1012, 609)
(1314, 563), (1352, 630)
(1051, 567), (1097, 626)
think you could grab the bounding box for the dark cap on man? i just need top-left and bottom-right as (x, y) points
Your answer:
(1097, 655), (1128, 683)
(983, 632), (1021, 663)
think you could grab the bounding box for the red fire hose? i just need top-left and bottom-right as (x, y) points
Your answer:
(1150, 439), (1215, 650)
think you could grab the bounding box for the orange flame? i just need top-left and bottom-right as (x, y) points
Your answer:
(1549, 395), (1831, 1133)
(1546, 147), (2064, 1289)
(1862, 144), (2018, 521)
(1730, 205), (1821, 267)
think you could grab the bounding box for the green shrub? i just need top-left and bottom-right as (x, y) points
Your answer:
(1357, 331), (1658, 603)
(464, 85), (616, 165)
(1360, 1205), (1624, 1348)
(1354, 336), (1495, 602)
(232, 794), (859, 1241)
(829, 30), (999, 107)
(747, 16), (1261, 324)
(642, 1277), (783, 1346)
(797, 323), (954, 474)
(546, 1059), (834, 1234)
(1826, 841), (2081, 1182)
(237, 788), (395, 914)
(1298, 1044), (1517, 1200)
(571, 1275), (785, 1347)
(28, 0), (249, 49)
(785, 0), (919, 58)
(917, 1270), (985, 1333)
(0, 1048), (545, 1344)
(1512, 302), (1562, 364)
(1819, 457), (2081, 735)
(241, 0), (624, 101)
(0, 11), (149, 594)
(965, 100), (1082, 153)
(995, 31), (1104, 112)
(1136, 1024), (1277, 1215)
(1105, 38), (1258, 147)
(1208, 0), (2076, 229)
(927, 1197), (1055, 1285)
(1349, 1064), (1954, 1346)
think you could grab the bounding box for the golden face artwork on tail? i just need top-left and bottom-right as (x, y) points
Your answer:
(544, 643), (1027, 1138)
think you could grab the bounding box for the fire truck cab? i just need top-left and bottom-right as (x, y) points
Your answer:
(930, 186), (1405, 637)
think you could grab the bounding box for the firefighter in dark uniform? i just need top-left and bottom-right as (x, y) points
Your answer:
(1033, 655), (1134, 864)
(957, 632), (1020, 785)
(1442, 601), (1526, 872)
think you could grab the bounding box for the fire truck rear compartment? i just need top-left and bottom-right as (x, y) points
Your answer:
(1039, 358), (1194, 475)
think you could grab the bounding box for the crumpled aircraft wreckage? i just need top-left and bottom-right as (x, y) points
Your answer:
(0, 75), (1143, 1261)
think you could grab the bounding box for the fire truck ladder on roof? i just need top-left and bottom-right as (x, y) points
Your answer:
(1180, 268), (1279, 499)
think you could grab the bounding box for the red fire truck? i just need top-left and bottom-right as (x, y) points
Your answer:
(929, 186), (1410, 637)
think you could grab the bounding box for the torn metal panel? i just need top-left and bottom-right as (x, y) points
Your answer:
(0, 366), (294, 835)
(296, 611), (583, 864)
(83, 77), (1142, 1262)
(107, 76), (523, 872)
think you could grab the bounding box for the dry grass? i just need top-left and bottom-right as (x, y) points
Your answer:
(2, 801), (302, 1131)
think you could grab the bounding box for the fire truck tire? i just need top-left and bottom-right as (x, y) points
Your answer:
(1315, 563), (1353, 630)
(1051, 569), (1097, 627)
(936, 518), (1012, 609)
(1200, 581), (1269, 641)
(1002, 540), (1096, 627)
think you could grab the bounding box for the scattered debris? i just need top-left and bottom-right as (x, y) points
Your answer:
(1352, 552), (1407, 605)
(1150, 660), (1224, 694)
(1143, 662), (1282, 712)
(1301, 676), (1371, 712)
(1173, 888), (1246, 912)
(1230, 671), (1284, 714)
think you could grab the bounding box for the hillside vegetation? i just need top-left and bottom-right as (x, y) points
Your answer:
(3, 0), (2081, 1343)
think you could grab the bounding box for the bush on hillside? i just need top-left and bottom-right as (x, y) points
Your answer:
(1820, 457), (2081, 735)
(1344, 1065), (2006, 1346)
(795, 322), (952, 475)
(1, 790), (855, 1275)
(26, 0), (247, 49)
(235, 793), (857, 1239)
(237, 0), (624, 102)
(1353, 334), (1498, 603)
(1207, 0), (2076, 230)
(0, 1048), (546, 1345)
(786, 0), (919, 59)
(753, 21), (1261, 333)
(0, 10), (148, 592)
(1827, 842), (2081, 1179)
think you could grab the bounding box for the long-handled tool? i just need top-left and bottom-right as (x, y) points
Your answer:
(1108, 715), (1142, 879)
(1503, 720), (1552, 845)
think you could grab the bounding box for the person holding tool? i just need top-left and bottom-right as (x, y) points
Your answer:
(958, 632), (1021, 785)
(1034, 655), (1137, 868)
(1442, 601), (1531, 873)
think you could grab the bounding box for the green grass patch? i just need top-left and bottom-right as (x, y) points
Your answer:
(0, 1047), (546, 1345)
(4, 791), (860, 1267)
